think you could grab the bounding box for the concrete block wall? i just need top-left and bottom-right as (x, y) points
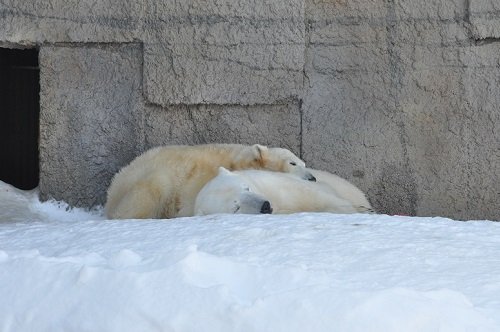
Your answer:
(302, 0), (500, 220)
(1, 0), (498, 220)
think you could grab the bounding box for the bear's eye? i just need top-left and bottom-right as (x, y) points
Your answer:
(289, 162), (297, 166)
(243, 186), (250, 191)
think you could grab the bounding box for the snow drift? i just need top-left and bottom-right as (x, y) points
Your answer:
(1, 181), (499, 331)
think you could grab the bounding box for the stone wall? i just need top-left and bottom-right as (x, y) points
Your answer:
(1, 0), (498, 220)
(302, 0), (500, 220)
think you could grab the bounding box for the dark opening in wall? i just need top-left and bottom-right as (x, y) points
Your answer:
(0, 48), (40, 190)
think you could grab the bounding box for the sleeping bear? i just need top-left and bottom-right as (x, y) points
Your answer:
(105, 144), (314, 219)
(194, 167), (373, 216)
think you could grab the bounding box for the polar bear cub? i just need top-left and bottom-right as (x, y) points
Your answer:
(195, 167), (366, 215)
(105, 144), (313, 219)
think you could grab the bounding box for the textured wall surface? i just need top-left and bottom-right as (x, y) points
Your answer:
(38, 45), (144, 207)
(470, 0), (500, 38)
(142, 0), (305, 105)
(302, 0), (500, 220)
(1, 0), (499, 219)
(37, 44), (302, 207)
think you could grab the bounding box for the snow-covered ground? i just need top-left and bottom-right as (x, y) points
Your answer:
(1, 180), (499, 332)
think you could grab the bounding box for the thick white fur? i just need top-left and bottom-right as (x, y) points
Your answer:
(105, 144), (311, 219)
(195, 168), (364, 215)
(308, 169), (374, 213)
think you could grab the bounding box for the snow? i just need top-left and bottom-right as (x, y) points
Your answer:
(1, 180), (499, 332)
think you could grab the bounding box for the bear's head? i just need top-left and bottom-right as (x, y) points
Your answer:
(252, 145), (316, 181)
(195, 167), (273, 216)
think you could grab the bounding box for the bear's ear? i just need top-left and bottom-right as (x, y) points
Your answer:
(253, 144), (268, 160)
(218, 167), (233, 176)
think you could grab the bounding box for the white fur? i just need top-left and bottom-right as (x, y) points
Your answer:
(195, 168), (364, 215)
(194, 168), (272, 215)
(105, 144), (311, 219)
(309, 169), (374, 213)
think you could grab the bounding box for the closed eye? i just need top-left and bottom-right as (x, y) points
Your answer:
(289, 162), (297, 166)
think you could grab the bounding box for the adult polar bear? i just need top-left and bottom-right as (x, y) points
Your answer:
(194, 168), (373, 215)
(105, 144), (314, 219)
(308, 168), (373, 213)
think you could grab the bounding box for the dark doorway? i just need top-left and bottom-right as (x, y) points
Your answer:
(0, 48), (40, 190)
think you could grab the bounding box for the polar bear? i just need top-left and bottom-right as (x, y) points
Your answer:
(308, 169), (374, 213)
(194, 168), (367, 215)
(105, 144), (313, 219)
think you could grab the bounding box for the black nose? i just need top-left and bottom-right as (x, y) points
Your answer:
(307, 174), (316, 182)
(260, 201), (272, 214)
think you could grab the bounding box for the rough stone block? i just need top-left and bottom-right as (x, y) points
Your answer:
(0, 0), (139, 44)
(469, 0), (500, 39)
(142, 103), (302, 154)
(302, 71), (415, 215)
(303, 15), (418, 215)
(310, 21), (387, 46)
(142, 0), (305, 105)
(39, 44), (143, 207)
(143, 42), (304, 105)
(396, 21), (470, 48)
(305, 0), (388, 20)
(303, 0), (500, 220)
(394, 0), (466, 20)
(146, 0), (303, 20)
(460, 67), (500, 220)
(458, 42), (500, 67)
(401, 68), (469, 216)
(310, 44), (389, 74)
(401, 63), (500, 220)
